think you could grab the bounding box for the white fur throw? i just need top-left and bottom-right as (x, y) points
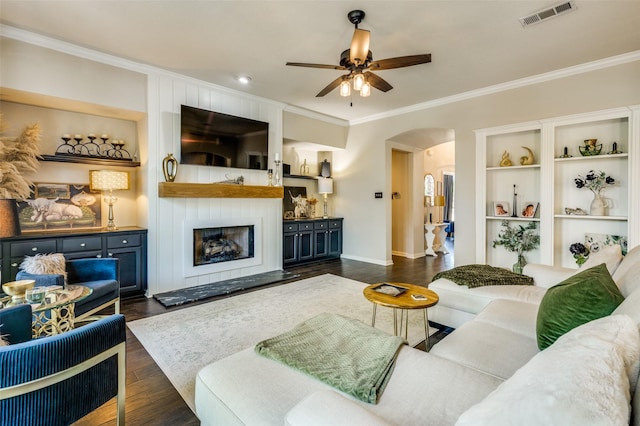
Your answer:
(456, 315), (640, 426)
(20, 253), (67, 279)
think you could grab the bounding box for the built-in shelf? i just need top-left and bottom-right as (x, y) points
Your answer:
(486, 216), (540, 221)
(158, 182), (284, 198)
(283, 174), (318, 180)
(554, 214), (628, 221)
(41, 154), (140, 167)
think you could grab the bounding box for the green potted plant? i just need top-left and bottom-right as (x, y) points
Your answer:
(492, 220), (540, 274)
(0, 114), (41, 237)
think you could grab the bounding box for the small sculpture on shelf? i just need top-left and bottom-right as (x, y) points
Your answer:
(162, 153), (178, 182)
(55, 133), (133, 161)
(578, 139), (602, 156)
(519, 146), (535, 165)
(559, 146), (572, 158)
(608, 141), (621, 155)
(499, 151), (512, 167)
(216, 175), (244, 185)
(565, 207), (588, 216)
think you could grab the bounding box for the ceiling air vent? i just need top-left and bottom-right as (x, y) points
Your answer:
(519, 1), (577, 27)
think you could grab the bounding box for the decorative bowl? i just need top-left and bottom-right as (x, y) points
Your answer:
(579, 144), (602, 156)
(2, 279), (36, 301)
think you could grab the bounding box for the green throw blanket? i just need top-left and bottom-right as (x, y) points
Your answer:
(255, 313), (405, 404)
(432, 264), (534, 288)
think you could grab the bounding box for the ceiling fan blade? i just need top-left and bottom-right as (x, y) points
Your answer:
(286, 62), (346, 70)
(316, 75), (347, 97)
(364, 71), (393, 92)
(368, 54), (432, 70)
(349, 28), (370, 65)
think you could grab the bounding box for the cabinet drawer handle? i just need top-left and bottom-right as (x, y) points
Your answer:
(122, 239), (128, 244)
(80, 243), (86, 247)
(96, 255), (102, 258)
(31, 247), (38, 252)
(11, 262), (18, 267)
(108, 253), (113, 257)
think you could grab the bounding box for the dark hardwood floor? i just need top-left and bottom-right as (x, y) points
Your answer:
(74, 240), (454, 425)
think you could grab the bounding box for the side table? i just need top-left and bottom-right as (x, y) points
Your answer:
(30, 285), (93, 337)
(363, 282), (439, 350)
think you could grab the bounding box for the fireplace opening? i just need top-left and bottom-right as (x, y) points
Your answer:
(193, 225), (254, 267)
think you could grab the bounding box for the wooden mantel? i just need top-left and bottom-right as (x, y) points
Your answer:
(158, 182), (284, 198)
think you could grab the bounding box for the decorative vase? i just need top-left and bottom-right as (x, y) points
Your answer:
(162, 153), (178, 182)
(0, 199), (22, 238)
(589, 192), (607, 216)
(309, 205), (316, 218)
(513, 253), (526, 274)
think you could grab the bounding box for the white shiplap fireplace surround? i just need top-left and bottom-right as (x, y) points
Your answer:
(148, 73), (286, 297)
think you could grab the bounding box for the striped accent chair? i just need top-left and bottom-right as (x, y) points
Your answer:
(0, 309), (126, 426)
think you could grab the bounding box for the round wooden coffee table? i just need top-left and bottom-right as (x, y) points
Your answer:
(363, 282), (439, 350)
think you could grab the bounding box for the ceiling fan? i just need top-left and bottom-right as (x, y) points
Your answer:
(286, 10), (432, 98)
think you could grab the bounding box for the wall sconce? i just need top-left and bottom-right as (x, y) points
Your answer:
(0, 199), (21, 238)
(89, 170), (130, 231)
(318, 177), (334, 219)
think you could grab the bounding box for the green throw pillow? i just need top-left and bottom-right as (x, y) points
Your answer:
(536, 263), (624, 350)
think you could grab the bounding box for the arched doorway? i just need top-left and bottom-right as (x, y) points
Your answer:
(388, 128), (455, 259)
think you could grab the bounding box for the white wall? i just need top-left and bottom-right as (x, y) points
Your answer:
(145, 73), (286, 295)
(337, 60), (640, 267)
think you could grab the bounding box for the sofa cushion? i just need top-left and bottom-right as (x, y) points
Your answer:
(285, 390), (391, 426)
(474, 299), (539, 337)
(579, 243), (623, 275)
(613, 244), (640, 284)
(613, 286), (640, 325)
(536, 263), (624, 350)
(428, 279), (546, 316)
(456, 315), (640, 426)
(430, 319), (539, 380)
(614, 257), (640, 299)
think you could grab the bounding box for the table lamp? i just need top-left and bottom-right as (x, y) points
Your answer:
(318, 177), (334, 219)
(89, 170), (130, 231)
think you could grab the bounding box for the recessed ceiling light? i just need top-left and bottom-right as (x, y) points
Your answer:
(237, 75), (252, 84)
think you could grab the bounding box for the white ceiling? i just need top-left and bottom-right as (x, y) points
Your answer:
(1, 1), (639, 123)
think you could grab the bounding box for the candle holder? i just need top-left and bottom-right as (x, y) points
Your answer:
(274, 160), (282, 186)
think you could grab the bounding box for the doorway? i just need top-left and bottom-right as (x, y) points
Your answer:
(388, 130), (455, 261)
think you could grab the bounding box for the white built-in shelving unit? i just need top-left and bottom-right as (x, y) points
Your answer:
(476, 105), (639, 269)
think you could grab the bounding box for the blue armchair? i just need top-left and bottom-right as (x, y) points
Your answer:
(0, 308), (126, 426)
(16, 258), (120, 322)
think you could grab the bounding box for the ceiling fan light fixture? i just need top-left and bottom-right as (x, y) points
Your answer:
(339, 79), (351, 97)
(237, 75), (252, 85)
(353, 73), (365, 91)
(360, 81), (371, 97)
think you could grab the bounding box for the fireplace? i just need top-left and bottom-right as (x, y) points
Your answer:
(193, 225), (254, 266)
(184, 218), (262, 277)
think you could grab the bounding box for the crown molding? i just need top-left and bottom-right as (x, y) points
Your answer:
(350, 50), (640, 126)
(0, 24), (286, 110)
(283, 105), (349, 127)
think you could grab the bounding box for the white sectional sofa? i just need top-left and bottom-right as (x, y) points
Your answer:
(428, 244), (627, 328)
(195, 245), (640, 425)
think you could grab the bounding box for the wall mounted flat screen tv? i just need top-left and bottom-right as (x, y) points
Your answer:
(180, 105), (269, 170)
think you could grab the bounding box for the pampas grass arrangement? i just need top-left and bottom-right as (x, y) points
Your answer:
(0, 113), (41, 200)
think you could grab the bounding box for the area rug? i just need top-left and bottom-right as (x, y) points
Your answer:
(153, 269), (300, 307)
(127, 274), (438, 411)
